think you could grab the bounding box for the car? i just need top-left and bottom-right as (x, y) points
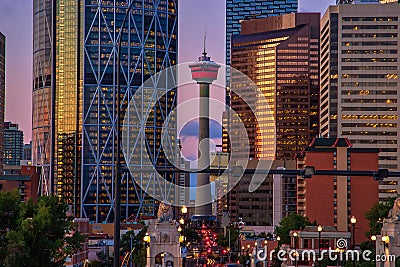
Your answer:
(223, 263), (243, 267)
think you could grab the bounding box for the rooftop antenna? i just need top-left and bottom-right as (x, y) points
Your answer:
(203, 29), (207, 57)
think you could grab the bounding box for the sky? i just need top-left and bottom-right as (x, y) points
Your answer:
(0, 0), (335, 143)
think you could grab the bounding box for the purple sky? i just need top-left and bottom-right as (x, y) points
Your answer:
(0, 0), (335, 143)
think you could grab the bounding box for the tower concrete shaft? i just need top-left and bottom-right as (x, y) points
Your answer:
(189, 53), (220, 216)
(196, 83), (212, 215)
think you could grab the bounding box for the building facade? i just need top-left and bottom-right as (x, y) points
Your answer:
(228, 160), (296, 226)
(32, 0), (178, 222)
(0, 165), (40, 202)
(320, 3), (400, 201)
(0, 33), (5, 174)
(226, 0), (298, 68)
(296, 137), (379, 244)
(4, 122), (24, 166)
(23, 141), (32, 161)
(230, 13), (320, 160)
(225, 0), (298, 104)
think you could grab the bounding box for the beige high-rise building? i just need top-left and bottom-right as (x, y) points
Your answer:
(320, 3), (400, 202)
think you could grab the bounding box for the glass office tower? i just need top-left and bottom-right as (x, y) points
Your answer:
(81, 0), (178, 222)
(33, 0), (178, 223)
(4, 122), (24, 166)
(33, 0), (53, 196)
(320, 3), (400, 202)
(225, 0), (298, 101)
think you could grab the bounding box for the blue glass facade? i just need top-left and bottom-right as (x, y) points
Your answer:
(33, 0), (178, 223)
(81, 0), (178, 223)
(226, 0), (298, 68)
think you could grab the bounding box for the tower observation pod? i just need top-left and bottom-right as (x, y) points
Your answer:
(189, 49), (220, 216)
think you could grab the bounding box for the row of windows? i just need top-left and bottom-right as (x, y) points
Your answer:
(342, 107), (396, 111)
(342, 131), (397, 136)
(343, 41), (397, 47)
(342, 17), (398, 22)
(342, 82), (397, 87)
(342, 123), (397, 128)
(341, 115), (398, 120)
(342, 25), (398, 30)
(341, 66), (397, 71)
(351, 140), (397, 145)
(342, 58), (397, 63)
(342, 33), (398, 38)
(341, 99), (397, 104)
(342, 74), (398, 79)
(342, 49), (397, 55)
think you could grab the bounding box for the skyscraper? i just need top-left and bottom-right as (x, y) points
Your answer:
(225, 0), (298, 104)
(0, 33), (5, 174)
(226, 0), (298, 68)
(32, 0), (53, 196)
(230, 13), (320, 160)
(224, 13), (320, 225)
(320, 3), (400, 202)
(32, 0), (178, 222)
(3, 122), (24, 166)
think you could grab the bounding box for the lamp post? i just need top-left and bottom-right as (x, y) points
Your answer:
(318, 225), (323, 266)
(254, 241), (258, 265)
(293, 232), (298, 267)
(350, 216), (357, 267)
(350, 216), (357, 249)
(371, 235), (377, 259)
(113, 1), (136, 267)
(181, 205), (187, 267)
(143, 233), (151, 266)
(381, 235), (389, 260)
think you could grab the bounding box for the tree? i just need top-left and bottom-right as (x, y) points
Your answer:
(0, 190), (84, 267)
(274, 213), (314, 245)
(216, 226), (239, 248)
(0, 190), (22, 264)
(120, 225), (148, 267)
(365, 198), (395, 237)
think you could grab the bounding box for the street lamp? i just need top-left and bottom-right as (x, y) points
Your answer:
(350, 216), (357, 267)
(293, 232), (298, 267)
(181, 205), (188, 215)
(143, 233), (151, 266)
(143, 233), (150, 243)
(371, 235), (377, 257)
(350, 216), (357, 249)
(180, 205), (188, 267)
(318, 225), (323, 266)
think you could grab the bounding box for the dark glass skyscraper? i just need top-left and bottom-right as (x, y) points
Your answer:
(81, 0), (178, 222)
(226, 0), (298, 68)
(32, 0), (178, 223)
(4, 122), (24, 166)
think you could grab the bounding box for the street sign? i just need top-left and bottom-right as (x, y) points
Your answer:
(181, 246), (187, 258)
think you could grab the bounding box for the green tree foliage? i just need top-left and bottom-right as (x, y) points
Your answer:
(0, 190), (84, 267)
(182, 227), (201, 244)
(365, 198), (395, 237)
(120, 225), (148, 267)
(216, 226), (239, 248)
(274, 213), (314, 245)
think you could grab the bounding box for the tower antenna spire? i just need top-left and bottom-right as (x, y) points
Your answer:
(203, 29), (207, 57)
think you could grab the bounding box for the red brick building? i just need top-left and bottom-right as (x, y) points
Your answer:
(0, 165), (39, 201)
(297, 137), (379, 244)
